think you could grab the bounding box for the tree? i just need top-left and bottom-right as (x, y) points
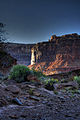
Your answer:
(0, 23), (6, 43)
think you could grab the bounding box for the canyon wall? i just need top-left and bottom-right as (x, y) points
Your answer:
(30, 33), (80, 75)
(1, 33), (80, 75)
(0, 44), (17, 75)
(2, 43), (34, 65)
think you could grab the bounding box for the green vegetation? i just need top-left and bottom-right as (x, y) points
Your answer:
(74, 76), (80, 85)
(9, 65), (59, 86)
(70, 89), (80, 94)
(28, 88), (34, 95)
(9, 65), (47, 83)
(31, 68), (45, 78)
(45, 78), (58, 85)
(45, 78), (58, 90)
(54, 90), (58, 95)
(9, 65), (31, 83)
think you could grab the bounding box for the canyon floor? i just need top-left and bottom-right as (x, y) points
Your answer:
(0, 73), (80, 120)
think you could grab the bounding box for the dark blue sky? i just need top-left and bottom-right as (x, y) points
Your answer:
(0, 0), (80, 43)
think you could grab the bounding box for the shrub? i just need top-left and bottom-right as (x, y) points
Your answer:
(54, 90), (58, 95)
(9, 65), (31, 83)
(74, 76), (80, 85)
(45, 78), (58, 84)
(45, 78), (58, 90)
(28, 88), (34, 95)
(31, 68), (46, 78)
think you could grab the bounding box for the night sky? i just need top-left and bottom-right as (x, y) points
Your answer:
(0, 0), (80, 44)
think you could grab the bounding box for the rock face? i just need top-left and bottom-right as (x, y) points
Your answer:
(2, 43), (34, 65)
(30, 33), (80, 75)
(0, 44), (17, 75)
(5, 85), (20, 94)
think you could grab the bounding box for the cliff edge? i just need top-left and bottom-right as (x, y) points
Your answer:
(29, 33), (80, 75)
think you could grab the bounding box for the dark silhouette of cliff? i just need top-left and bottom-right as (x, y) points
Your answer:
(0, 43), (17, 75)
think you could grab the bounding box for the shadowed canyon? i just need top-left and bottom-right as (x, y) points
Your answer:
(1, 33), (80, 75)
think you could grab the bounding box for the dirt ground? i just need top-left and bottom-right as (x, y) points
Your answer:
(0, 78), (80, 120)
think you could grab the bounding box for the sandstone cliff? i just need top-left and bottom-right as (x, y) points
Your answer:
(29, 33), (80, 75)
(2, 43), (34, 65)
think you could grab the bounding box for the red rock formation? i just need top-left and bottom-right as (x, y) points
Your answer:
(29, 33), (80, 75)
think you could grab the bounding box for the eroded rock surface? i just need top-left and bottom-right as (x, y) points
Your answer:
(2, 43), (34, 65)
(30, 33), (80, 75)
(0, 76), (80, 120)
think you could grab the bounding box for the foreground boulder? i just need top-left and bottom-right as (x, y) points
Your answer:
(5, 85), (20, 94)
(27, 75), (40, 82)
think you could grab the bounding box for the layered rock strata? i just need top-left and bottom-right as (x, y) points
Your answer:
(30, 33), (80, 75)
(2, 43), (34, 65)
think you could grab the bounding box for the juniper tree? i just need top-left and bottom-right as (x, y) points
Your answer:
(0, 23), (6, 43)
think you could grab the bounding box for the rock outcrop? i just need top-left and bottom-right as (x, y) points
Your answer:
(30, 33), (80, 75)
(2, 43), (34, 65)
(0, 44), (17, 75)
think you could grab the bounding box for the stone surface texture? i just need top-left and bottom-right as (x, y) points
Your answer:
(2, 43), (34, 65)
(30, 33), (80, 75)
